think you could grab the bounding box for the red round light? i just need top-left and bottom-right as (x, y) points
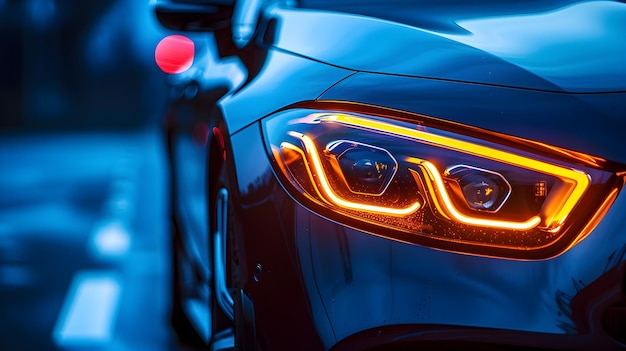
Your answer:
(155, 35), (195, 74)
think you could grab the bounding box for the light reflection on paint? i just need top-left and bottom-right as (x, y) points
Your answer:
(437, 1), (626, 91)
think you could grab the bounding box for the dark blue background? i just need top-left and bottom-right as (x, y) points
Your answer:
(0, 1), (186, 350)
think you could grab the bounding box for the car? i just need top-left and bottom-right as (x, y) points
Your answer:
(154, 0), (626, 350)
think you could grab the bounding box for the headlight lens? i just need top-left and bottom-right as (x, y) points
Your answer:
(263, 105), (622, 259)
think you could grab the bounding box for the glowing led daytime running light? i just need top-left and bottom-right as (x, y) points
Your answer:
(417, 160), (542, 230)
(567, 187), (619, 249)
(287, 132), (421, 216)
(323, 114), (590, 229)
(279, 142), (327, 202)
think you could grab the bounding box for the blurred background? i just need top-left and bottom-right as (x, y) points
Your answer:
(0, 0), (167, 129)
(0, 1), (187, 350)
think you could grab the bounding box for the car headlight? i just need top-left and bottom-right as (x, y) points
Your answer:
(262, 103), (623, 259)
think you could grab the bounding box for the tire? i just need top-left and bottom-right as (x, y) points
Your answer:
(171, 217), (206, 347)
(234, 288), (256, 351)
(167, 124), (206, 348)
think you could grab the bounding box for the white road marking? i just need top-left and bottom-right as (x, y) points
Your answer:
(53, 271), (122, 346)
(54, 147), (138, 346)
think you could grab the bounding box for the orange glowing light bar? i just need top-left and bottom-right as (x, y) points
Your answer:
(418, 160), (541, 230)
(286, 132), (422, 216)
(279, 142), (327, 202)
(321, 114), (590, 229)
(566, 187), (620, 250)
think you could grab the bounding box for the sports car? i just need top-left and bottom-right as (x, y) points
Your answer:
(155, 0), (626, 349)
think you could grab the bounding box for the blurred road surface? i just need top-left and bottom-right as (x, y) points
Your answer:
(0, 127), (190, 351)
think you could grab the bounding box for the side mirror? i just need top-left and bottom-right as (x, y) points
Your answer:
(154, 0), (235, 32)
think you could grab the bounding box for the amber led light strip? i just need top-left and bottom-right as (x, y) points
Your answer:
(318, 113), (590, 230)
(278, 142), (327, 202)
(412, 159), (542, 230)
(284, 132), (422, 216)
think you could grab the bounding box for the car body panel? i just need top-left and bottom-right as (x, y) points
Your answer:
(265, 2), (626, 93)
(159, 0), (626, 349)
(319, 73), (626, 165)
(220, 48), (355, 135)
(219, 3), (626, 347)
(301, 190), (626, 345)
(227, 124), (326, 350)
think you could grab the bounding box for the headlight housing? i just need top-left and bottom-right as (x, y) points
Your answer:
(262, 103), (623, 259)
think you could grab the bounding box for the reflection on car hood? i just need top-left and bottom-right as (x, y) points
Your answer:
(266, 1), (626, 93)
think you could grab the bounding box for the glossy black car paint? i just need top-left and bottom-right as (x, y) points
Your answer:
(158, 0), (626, 350)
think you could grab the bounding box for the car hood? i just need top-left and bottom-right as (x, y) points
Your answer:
(266, 1), (626, 93)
